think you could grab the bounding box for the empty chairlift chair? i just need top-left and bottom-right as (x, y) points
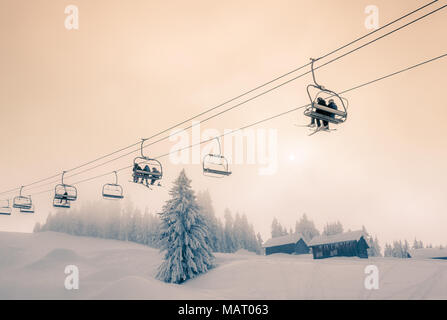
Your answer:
(0, 199), (12, 216)
(13, 186), (33, 210)
(102, 171), (124, 199)
(20, 198), (35, 214)
(202, 137), (232, 178)
(304, 58), (348, 135)
(132, 139), (163, 188)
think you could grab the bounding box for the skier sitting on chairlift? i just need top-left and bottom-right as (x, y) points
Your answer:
(60, 191), (68, 205)
(324, 98), (338, 130)
(142, 165), (151, 186)
(133, 163), (142, 183)
(309, 97), (327, 128)
(327, 99), (338, 117)
(150, 167), (160, 186)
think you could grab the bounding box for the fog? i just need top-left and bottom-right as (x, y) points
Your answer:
(0, 0), (446, 246)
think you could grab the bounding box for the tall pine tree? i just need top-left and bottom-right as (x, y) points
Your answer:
(156, 170), (214, 284)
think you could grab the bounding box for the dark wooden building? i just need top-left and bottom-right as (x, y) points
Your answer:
(262, 233), (309, 256)
(308, 230), (369, 259)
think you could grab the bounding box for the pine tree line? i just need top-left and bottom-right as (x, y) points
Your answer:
(196, 190), (263, 254)
(383, 240), (411, 258)
(33, 190), (263, 255)
(34, 201), (161, 248)
(383, 238), (445, 258)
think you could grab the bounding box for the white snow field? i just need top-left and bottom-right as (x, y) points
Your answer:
(0, 231), (446, 300)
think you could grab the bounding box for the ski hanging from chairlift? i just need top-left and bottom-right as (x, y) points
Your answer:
(203, 137), (232, 178)
(103, 171), (124, 199)
(132, 139), (163, 188)
(303, 58), (348, 136)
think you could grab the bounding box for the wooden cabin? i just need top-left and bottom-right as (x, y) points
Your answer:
(262, 233), (309, 256)
(308, 230), (369, 259)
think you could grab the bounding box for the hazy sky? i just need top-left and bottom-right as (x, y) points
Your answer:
(1, 0), (446, 246)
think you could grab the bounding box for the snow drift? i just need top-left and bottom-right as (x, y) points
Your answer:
(0, 231), (446, 299)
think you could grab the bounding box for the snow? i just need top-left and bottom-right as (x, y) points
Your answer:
(234, 248), (257, 255)
(308, 230), (366, 246)
(0, 231), (446, 299)
(262, 233), (305, 248)
(409, 248), (447, 260)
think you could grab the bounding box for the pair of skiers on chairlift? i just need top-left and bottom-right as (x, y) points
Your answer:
(308, 97), (338, 130)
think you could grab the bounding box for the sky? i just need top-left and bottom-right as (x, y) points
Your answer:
(0, 0), (446, 246)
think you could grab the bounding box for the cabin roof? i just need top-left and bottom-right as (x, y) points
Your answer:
(308, 230), (366, 247)
(262, 233), (306, 248)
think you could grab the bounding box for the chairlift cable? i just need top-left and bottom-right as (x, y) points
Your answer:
(18, 52), (447, 200)
(0, 1), (443, 196)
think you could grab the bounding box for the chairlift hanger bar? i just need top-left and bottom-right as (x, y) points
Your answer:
(307, 58), (347, 114)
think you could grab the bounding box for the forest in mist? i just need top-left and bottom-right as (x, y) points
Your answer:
(34, 181), (444, 258)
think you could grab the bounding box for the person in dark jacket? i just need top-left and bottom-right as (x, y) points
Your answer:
(150, 167), (160, 185)
(133, 163), (142, 183)
(323, 99), (339, 130)
(143, 165), (151, 186)
(309, 97), (327, 128)
(60, 191), (69, 205)
(327, 99), (338, 117)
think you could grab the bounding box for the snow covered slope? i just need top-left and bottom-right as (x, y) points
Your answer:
(0, 232), (446, 299)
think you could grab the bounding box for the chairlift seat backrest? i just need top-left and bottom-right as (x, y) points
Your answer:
(304, 110), (344, 124)
(135, 170), (162, 177)
(312, 103), (347, 117)
(103, 193), (124, 199)
(203, 168), (232, 176)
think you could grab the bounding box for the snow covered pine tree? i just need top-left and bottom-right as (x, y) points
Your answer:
(156, 169), (214, 284)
